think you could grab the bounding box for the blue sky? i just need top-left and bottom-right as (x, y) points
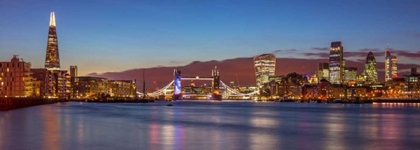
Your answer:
(1, 0), (419, 75)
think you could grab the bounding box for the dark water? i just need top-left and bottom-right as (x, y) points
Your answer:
(1, 101), (420, 150)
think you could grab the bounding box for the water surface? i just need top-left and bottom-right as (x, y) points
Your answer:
(1, 101), (420, 150)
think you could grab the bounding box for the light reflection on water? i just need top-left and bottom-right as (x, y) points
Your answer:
(0, 101), (420, 150)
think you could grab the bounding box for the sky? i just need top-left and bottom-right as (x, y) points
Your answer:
(1, 0), (420, 76)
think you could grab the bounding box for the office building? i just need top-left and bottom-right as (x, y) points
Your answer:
(73, 76), (109, 99)
(385, 49), (398, 81)
(108, 80), (136, 98)
(329, 41), (344, 84)
(254, 54), (276, 88)
(317, 63), (329, 81)
(344, 67), (357, 84)
(364, 52), (378, 84)
(31, 68), (49, 97)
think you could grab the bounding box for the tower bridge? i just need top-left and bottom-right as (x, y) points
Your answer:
(146, 66), (258, 100)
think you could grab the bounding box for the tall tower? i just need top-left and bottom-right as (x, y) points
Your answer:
(385, 45), (398, 82)
(364, 52), (378, 84)
(45, 12), (60, 70)
(173, 69), (182, 100)
(212, 66), (221, 100)
(329, 41), (344, 84)
(391, 56), (398, 78)
(253, 54), (276, 88)
(385, 49), (392, 81)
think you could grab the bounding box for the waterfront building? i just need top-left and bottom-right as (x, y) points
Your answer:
(254, 54), (276, 89)
(47, 70), (71, 98)
(70, 66), (77, 78)
(45, 12), (60, 70)
(344, 67), (357, 84)
(329, 41), (344, 84)
(391, 56), (398, 78)
(0, 56), (33, 97)
(385, 78), (405, 98)
(317, 63), (329, 82)
(385, 49), (398, 81)
(277, 72), (307, 99)
(108, 80), (136, 98)
(31, 68), (49, 97)
(69, 66), (78, 98)
(404, 68), (420, 98)
(73, 76), (108, 99)
(265, 75), (284, 98)
(364, 52), (378, 84)
(309, 74), (318, 85)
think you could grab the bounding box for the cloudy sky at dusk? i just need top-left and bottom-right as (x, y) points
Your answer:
(1, 0), (420, 76)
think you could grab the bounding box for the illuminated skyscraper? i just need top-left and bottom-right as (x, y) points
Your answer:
(317, 63), (329, 81)
(391, 56), (398, 78)
(385, 50), (392, 81)
(385, 46), (399, 82)
(364, 52), (378, 84)
(45, 12), (60, 70)
(254, 54), (276, 88)
(329, 41), (344, 84)
(344, 67), (357, 83)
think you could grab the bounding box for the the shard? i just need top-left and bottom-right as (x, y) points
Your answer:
(45, 12), (60, 70)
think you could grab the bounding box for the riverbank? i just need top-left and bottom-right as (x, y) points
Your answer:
(0, 98), (69, 111)
(71, 99), (155, 103)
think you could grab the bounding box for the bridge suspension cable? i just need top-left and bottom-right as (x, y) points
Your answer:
(147, 80), (174, 96)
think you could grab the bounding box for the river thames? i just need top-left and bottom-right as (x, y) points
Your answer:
(1, 101), (420, 150)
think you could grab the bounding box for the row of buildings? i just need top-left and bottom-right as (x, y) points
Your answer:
(253, 41), (420, 100)
(0, 12), (137, 99)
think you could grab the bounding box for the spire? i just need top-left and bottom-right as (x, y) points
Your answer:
(49, 12), (56, 27)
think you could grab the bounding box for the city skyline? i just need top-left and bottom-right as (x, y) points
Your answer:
(1, 0), (420, 76)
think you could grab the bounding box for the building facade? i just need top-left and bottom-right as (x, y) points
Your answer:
(317, 63), (329, 82)
(0, 56), (34, 97)
(405, 68), (420, 98)
(254, 54), (276, 89)
(391, 56), (398, 78)
(364, 52), (379, 84)
(31, 68), (49, 97)
(73, 76), (109, 99)
(69, 66), (78, 98)
(344, 67), (357, 84)
(329, 41), (344, 84)
(385, 50), (398, 81)
(45, 12), (60, 70)
(108, 80), (136, 98)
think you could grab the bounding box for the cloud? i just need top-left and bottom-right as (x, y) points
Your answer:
(302, 48), (385, 59)
(358, 48), (381, 52)
(311, 47), (329, 51)
(169, 61), (183, 65)
(302, 52), (329, 58)
(390, 49), (420, 58)
(272, 49), (297, 54)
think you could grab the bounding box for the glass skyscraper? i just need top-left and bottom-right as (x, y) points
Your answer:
(45, 12), (60, 70)
(364, 52), (378, 84)
(329, 41), (344, 84)
(254, 54), (276, 88)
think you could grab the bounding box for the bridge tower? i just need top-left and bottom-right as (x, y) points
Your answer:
(173, 69), (182, 100)
(212, 66), (222, 100)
